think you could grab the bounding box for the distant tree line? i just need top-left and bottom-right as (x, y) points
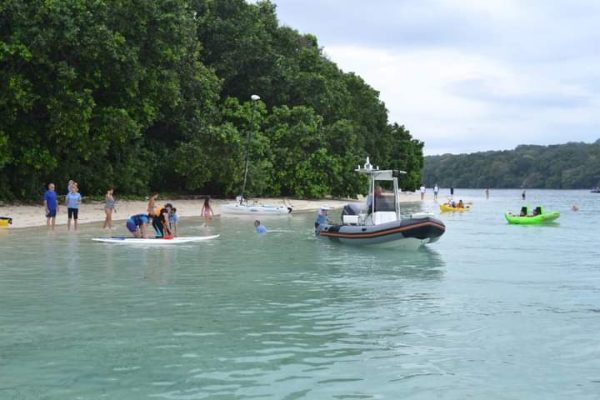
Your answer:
(0, 0), (423, 201)
(423, 141), (600, 189)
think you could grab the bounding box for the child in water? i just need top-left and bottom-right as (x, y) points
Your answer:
(254, 220), (267, 234)
(201, 197), (214, 225)
(169, 207), (179, 237)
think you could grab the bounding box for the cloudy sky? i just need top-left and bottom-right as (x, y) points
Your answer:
(270, 0), (600, 155)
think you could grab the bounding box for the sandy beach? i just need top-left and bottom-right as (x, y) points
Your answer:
(0, 193), (422, 229)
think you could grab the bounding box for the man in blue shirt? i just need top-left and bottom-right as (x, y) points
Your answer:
(126, 214), (150, 238)
(254, 220), (267, 234)
(43, 183), (59, 230)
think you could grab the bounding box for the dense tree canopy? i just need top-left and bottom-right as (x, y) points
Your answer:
(0, 0), (424, 201)
(423, 141), (600, 189)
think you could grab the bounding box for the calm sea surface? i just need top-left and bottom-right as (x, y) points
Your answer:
(1, 189), (599, 399)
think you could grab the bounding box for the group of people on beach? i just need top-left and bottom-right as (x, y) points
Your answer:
(43, 181), (83, 231)
(44, 181), (116, 231)
(125, 195), (219, 238)
(123, 194), (212, 238)
(42, 182), (219, 237)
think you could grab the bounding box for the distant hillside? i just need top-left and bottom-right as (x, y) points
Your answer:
(423, 140), (600, 189)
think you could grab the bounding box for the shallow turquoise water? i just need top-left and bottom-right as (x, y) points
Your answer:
(1, 190), (599, 399)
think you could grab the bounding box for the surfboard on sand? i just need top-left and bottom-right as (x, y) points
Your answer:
(92, 235), (220, 245)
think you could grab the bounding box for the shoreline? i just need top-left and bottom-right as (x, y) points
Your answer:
(0, 193), (422, 229)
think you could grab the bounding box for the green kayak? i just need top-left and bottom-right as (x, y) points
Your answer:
(505, 206), (560, 225)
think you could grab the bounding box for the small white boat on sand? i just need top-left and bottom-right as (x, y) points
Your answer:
(221, 94), (292, 216)
(221, 200), (291, 215)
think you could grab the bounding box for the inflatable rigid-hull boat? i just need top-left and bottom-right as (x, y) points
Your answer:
(504, 211), (560, 225)
(317, 216), (446, 247)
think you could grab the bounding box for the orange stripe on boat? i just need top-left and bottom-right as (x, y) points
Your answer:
(320, 221), (445, 239)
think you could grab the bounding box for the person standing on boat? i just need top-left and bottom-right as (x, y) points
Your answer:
(433, 184), (439, 200)
(126, 213), (149, 238)
(44, 183), (59, 230)
(254, 220), (267, 234)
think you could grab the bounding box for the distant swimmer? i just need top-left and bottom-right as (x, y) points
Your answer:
(571, 204), (579, 212)
(522, 190), (526, 200)
(254, 220), (267, 234)
(126, 214), (149, 238)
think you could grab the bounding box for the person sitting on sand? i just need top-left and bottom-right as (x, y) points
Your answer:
(126, 214), (149, 238)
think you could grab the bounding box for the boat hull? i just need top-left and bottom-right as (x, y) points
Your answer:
(317, 217), (446, 247)
(221, 203), (292, 215)
(0, 217), (12, 227)
(504, 211), (560, 225)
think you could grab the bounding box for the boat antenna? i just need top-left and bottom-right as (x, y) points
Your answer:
(240, 94), (260, 204)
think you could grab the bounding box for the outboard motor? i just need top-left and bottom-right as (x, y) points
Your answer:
(342, 204), (361, 217)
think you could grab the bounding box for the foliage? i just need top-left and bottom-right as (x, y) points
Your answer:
(0, 0), (424, 201)
(423, 141), (600, 189)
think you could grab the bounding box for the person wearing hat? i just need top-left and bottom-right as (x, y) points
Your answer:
(314, 205), (331, 231)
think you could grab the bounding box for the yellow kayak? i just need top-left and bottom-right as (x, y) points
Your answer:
(439, 204), (470, 212)
(0, 217), (12, 227)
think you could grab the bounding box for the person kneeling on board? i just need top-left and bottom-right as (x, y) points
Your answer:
(126, 214), (150, 238)
(152, 203), (173, 238)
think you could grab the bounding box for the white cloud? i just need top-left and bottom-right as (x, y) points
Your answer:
(272, 0), (600, 154)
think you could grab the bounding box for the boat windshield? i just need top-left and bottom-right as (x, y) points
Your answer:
(374, 194), (395, 212)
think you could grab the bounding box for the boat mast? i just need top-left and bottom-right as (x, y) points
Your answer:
(240, 94), (260, 204)
(393, 176), (400, 220)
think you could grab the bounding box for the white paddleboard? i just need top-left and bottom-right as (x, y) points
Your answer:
(92, 235), (220, 245)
